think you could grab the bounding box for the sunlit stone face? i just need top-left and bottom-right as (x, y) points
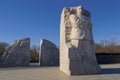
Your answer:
(69, 14), (82, 28)
(60, 6), (101, 75)
(69, 13), (93, 42)
(76, 6), (83, 15)
(69, 14), (85, 40)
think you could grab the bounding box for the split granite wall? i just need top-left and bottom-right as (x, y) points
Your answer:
(0, 38), (30, 67)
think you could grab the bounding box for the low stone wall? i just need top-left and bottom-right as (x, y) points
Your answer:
(96, 53), (120, 64)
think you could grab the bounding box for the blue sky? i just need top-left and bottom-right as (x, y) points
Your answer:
(0, 0), (120, 46)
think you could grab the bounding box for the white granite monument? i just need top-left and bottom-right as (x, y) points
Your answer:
(60, 6), (101, 75)
(1, 38), (30, 67)
(39, 39), (59, 66)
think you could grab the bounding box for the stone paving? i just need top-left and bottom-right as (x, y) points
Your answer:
(0, 64), (120, 80)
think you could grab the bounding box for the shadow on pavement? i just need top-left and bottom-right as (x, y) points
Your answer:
(102, 68), (120, 74)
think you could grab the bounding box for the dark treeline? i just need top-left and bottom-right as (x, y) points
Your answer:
(94, 37), (120, 54)
(0, 42), (9, 56)
(30, 45), (39, 62)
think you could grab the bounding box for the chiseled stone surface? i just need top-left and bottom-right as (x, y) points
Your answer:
(39, 39), (59, 66)
(0, 38), (30, 67)
(60, 6), (101, 75)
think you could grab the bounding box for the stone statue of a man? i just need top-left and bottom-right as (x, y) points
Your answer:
(60, 6), (101, 75)
(70, 6), (93, 45)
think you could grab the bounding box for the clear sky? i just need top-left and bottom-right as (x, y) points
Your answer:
(0, 0), (120, 46)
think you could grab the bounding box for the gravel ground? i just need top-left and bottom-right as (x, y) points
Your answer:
(0, 63), (120, 80)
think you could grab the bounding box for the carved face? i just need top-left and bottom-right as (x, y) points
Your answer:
(76, 7), (83, 15)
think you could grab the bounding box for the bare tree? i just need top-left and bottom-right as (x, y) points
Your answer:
(0, 42), (9, 56)
(30, 45), (39, 62)
(94, 37), (120, 54)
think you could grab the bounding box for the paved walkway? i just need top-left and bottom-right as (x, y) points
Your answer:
(0, 64), (120, 80)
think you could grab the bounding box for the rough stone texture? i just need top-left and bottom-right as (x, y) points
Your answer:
(60, 6), (101, 75)
(39, 39), (59, 66)
(0, 38), (30, 67)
